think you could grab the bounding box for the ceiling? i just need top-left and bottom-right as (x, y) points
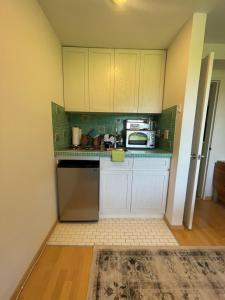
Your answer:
(38, 0), (225, 49)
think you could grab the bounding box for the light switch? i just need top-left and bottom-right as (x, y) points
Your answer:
(156, 130), (161, 138)
(177, 104), (182, 113)
(164, 129), (169, 139)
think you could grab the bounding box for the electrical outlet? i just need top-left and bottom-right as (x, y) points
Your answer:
(55, 133), (60, 142)
(63, 130), (67, 138)
(177, 104), (182, 113)
(164, 129), (169, 140)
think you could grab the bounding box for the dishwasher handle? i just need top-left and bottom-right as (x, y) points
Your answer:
(57, 160), (99, 168)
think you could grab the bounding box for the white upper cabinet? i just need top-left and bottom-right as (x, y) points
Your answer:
(63, 47), (89, 111)
(114, 49), (141, 113)
(89, 48), (114, 112)
(138, 50), (166, 113)
(62, 47), (166, 113)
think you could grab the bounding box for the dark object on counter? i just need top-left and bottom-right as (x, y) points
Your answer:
(213, 161), (225, 204)
(93, 136), (101, 147)
(104, 141), (112, 149)
(80, 134), (90, 147)
(57, 160), (99, 222)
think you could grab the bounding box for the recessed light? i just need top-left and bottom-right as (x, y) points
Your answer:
(111, 0), (127, 6)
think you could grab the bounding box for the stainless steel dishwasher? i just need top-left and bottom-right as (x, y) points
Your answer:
(57, 160), (99, 221)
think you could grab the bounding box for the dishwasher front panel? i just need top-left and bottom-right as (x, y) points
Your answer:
(57, 160), (99, 221)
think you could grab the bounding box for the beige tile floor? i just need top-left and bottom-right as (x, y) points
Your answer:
(48, 219), (178, 246)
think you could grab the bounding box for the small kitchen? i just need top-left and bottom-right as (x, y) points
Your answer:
(3, 0), (223, 298)
(52, 46), (176, 224)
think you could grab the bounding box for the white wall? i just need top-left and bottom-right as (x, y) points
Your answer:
(0, 1), (63, 299)
(163, 13), (206, 225)
(187, 44), (225, 202)
(204, 68), (225, 197)
(203, 43), (225, 60)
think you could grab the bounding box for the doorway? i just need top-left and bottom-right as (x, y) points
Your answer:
(197, 80), (220, 200)
(184, 53), (214, 229)
(184, 57), (225, 230)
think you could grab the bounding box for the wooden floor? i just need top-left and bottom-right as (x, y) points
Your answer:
(18, 246), (93, 300)
(17, 199), (225, 300)
(172, 198), (225, 245)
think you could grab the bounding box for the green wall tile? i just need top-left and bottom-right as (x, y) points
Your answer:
(69, 112), (159, 136)
(158, 106), (177, 152)
(51, 102), (176, 152)
(51, 102), (71, 150)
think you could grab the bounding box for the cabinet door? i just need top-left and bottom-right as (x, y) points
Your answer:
(133, 158), (170, 171)
(114, 49), (141, 113)
(100, 170), (132, 216)
(63, 47), (89, 111)
(89, 48), (114, 112)
(138, 50), (166, 113)
(131, 170), (169, 216)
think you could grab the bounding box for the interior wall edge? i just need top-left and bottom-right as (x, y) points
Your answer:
(9, 221), (57, 300)
(0, 1), (63, 299)
(164, 13), (207, 226)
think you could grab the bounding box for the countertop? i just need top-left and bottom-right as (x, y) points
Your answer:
(55, 148), (173, 159)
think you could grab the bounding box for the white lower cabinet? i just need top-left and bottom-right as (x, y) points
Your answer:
(131, 170), (169, 217)
(99, 157), (170, 218)
(100, 170), (132, 216)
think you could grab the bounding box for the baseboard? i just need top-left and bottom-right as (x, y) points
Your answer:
(164, 216), (184, 230)
(204, 196), (212, 201)
(99, 213), (164, 219)
(10, 221), (57, 300)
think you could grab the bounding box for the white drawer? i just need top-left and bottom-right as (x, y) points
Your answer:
(133, 158), (170, 170)
(100, 157), (133, 170)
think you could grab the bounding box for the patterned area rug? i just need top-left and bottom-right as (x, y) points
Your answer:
(88, 247), (225, 300)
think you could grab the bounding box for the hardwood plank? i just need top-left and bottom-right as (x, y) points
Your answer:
(18, 246), (93, 300)
(171, 199), (225, 246)
(10, 221), (56, 300)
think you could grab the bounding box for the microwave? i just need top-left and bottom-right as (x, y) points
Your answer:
(126, 130), (155, 149)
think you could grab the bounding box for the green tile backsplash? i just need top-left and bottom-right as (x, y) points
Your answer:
(51, 102), (176, 152)
(158, 106), (177, 152)
(69, 112), (159, 136)
(51, 102), (71, 150)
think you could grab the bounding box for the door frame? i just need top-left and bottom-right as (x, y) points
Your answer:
(197, 80), (220, 199)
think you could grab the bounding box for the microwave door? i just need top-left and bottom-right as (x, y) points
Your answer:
(128, 132), (148, 147)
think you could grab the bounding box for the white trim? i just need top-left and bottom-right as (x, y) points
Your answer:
(99, 213), (164, 219)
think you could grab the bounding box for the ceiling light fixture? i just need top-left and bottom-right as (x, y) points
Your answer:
(111, 0), (127, 6)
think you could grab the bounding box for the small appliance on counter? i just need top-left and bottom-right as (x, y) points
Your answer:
(72, 127), (82, 147)
(125, 119), (156, 149)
